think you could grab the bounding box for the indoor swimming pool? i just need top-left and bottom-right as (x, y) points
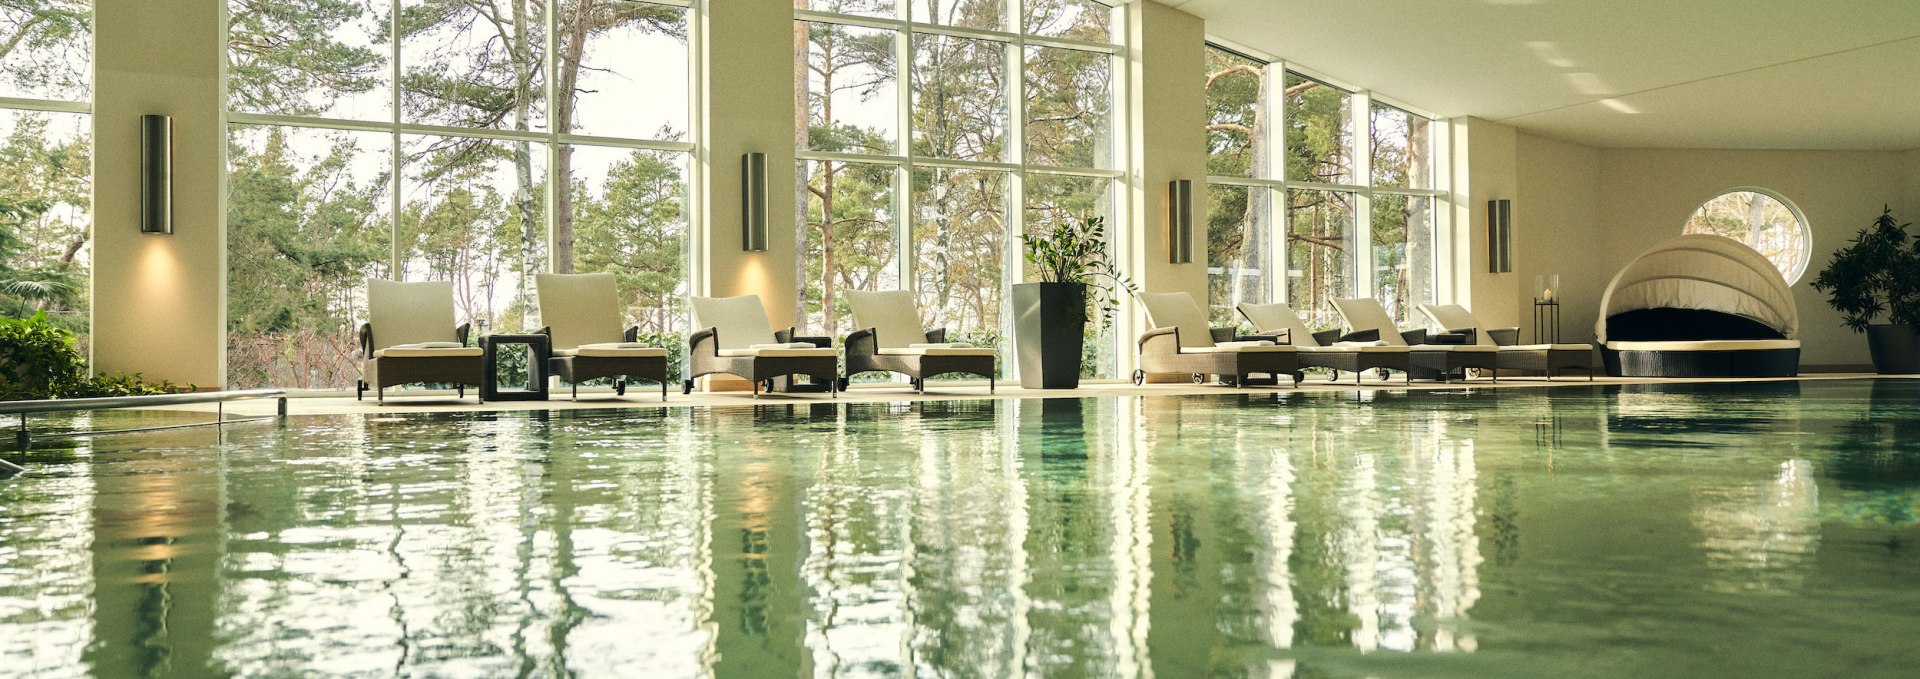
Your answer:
(2, 379), (1918, 677)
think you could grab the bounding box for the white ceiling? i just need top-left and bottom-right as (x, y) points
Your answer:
(1164, 0), (1920, 150)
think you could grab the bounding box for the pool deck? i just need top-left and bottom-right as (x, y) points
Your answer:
(157, 372), (1901, 417)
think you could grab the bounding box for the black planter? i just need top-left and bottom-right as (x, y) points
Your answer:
(1867, 324), (1920, 374)
(1013, 282), (1087, 389)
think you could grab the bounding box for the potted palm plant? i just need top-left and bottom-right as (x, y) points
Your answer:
(1014, 214), (1136, 389)
(1810, 206), (1920, 374)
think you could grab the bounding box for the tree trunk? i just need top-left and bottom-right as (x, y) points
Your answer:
(553, 0), (594, 274)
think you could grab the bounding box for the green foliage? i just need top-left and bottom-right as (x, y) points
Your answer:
(1810, 206), (1920, 333)
(0, 312), (187, 400)
(1021, 213), (1136, 328)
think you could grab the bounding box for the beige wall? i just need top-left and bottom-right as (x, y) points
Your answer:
(1513, 132), (1604, 344)
(699, 0), (797, 327)
(90, 0), (225, 388)
(1128, 0), (1207, 304)
(1456, 117), (1521, 331)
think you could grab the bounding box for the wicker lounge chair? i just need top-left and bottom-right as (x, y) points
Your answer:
(1132, 292), (1299, 387)
(686, 295), (839, 397)
(1418, 304), (1594, 380)
(843, 290), (997, 393)
(1237, 302), (1412, 385)
(535, 273), (672, 400)
(1332, 297), (1498, 382)
(357, 279), (484, 403)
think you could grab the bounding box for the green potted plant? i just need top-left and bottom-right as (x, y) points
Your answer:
(1810, 206), (1920, 374)
(1014, 214), (1136, 389)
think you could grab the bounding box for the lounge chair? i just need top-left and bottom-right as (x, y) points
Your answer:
(686, 295), (839, 397)
(1331, 297), (1498, 382)
(535, 273), (672, 400)
(1237, 302), (1412, 385)
(1133, 291), (1300, 387)
(357, 279), (484, 403)
(843, 290), (997, 393)
(1418, 303), (1594, 380)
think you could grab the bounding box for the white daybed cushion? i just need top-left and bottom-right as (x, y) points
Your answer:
(555, 342), (668, 358)
(1179, 340), (1295, 354)
(692, 295), (778, 350)
(367, 279), (461, 349)
(375, 341), (481, 358)
(536, 272), (626, 349)
(1140, 291), (1216, 349)
(1237, 302), (1323, 347)
(1607, 340), (1800, 352)
(1596, 234), (1798, 343)
(846, 290), (933, 349)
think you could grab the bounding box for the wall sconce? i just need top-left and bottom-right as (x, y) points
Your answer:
(741, 151), (767, 251)
(141, 114), (173, 235)
(1487, 199), (1512, 273)
(1168, 179), (1193, 264)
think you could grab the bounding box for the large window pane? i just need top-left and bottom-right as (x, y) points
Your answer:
(1207, 184), (1269, 327)
(400, 0), (547, 132)
(557, 1), (689, 140)
(1371, 103), (1432, 190)
(1024, 46), (1110, 169)
(1024, 0), (1112, 43)
(0, 110), (91, 348)
(226, 125), (393, 390)
(1371, 193), (1434, 325)
(1283, 72), (1352, 186)
(800, 0), (896, 20)
(912, 168), (1006, 343)
(1204, 46), (1264, 179)
(563, 145), (689, 333)
(1285, 189), (1354, 329)
(912, 0), (1005, 32)
(228, 0), (389, 120)
(1025, 173), (1115, 378)
(799, 159), (898, 337)
(797, 20), (898, 155)
(912, 34), (1007, 163)
(0, 0), (91, 101)
(1684, 190), (1811, 283)
(399, 134), (548, 335)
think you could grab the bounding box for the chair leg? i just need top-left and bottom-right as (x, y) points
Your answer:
(377, 386), (385, 404)
(990, 376), (996, 394)
(571, 382), (578, 401)
(356, 380), (365, 401)
(683, 379), (694, 395)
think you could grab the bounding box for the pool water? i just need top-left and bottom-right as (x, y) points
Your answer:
(3, 379), (1920, 678)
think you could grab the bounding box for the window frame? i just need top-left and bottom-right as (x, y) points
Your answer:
(1682, 187), (1812, 284)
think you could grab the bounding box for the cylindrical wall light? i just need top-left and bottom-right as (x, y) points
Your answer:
(741, 151), (768, 252)
(1487, 199), (1512, 273)
(1168, 179), (1193, 264)
(140, 114), (173, 235)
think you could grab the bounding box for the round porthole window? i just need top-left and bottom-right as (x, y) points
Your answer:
(1682, 189), (1811, 284)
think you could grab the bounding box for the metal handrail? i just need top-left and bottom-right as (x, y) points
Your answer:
(3, 390), (289, 471)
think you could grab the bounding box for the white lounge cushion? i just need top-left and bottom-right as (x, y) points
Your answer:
(1180, 341), (1295, 354)
(536, 273), (627, 349)
(1331, 298), (1412, 347)
(1237, 302), (1324, 347)
(1298, 344), (1405, 353)
(717, 345), (838, 357)
(1417, 303), (1502, 347)
(1331, 340), (1390, 348)
(846, 290), (933, 350)
(1607, 339), (1800, 352)
(692, 295), (779, 350)
(367, 279), (461, 349)
(878, 346), (997, 357)
(1500, 343), (1594, 352)
(1140, 291), (1217, 349)
(556, 343), (668, 358)
(375, 342), (481, 358)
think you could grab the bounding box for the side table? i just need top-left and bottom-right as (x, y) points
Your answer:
(1533, 299), (1562, 344)
(479, 333), (551, 402)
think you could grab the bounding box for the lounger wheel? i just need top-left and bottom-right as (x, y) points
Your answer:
(1131, 369), (1145, 386)
(1192, 373), (1206, 384)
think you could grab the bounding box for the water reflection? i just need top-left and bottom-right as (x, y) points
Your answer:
(4, 382), (1920, 677)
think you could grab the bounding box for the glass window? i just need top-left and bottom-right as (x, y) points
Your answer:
(798, 0), (897, 20)
(1684, 190), (1811, 283)
(0, 2), (91, 352)
(800, 159), (899, 337)
(564, 145), (690, 334)
(797, 20), (899, 155)
(1023, 0), (1113, 43)
(1204, 46), (1263, 180)
(1024, 46), (1111, 169)
(1371, 103), (1431, 190)
(1026, 173), (1116, 378)
(911, 34), (1007, 163)
(227, 0), (389, 119)
(399, 0), (548, 131)
(1206, 184), (1269, 327)
(912, 168), (1007, 341)
(912, 0), (1006, 32)
(0, 0), (91, 102)
(557, 2), (690, 139)
(1286, 189), (1354, 329)
(1370, 194), (1435, 325)
(1283, 72), (1352, 186)
(398, 134), (549, 335)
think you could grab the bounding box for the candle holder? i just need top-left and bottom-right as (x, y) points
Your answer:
(1532, 274), (1561, 343)
(1534, 274), (1559, 303)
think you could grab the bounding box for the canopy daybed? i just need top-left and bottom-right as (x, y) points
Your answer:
(1595, 234), (1800, 377)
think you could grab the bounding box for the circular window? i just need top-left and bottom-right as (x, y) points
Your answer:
(1682, 189), (1810, 283)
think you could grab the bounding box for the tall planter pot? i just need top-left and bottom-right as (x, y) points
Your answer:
(1013, 282), (1087, 389)
(1867, 324), (1920, 374)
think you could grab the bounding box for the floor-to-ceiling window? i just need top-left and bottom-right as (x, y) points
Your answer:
(224, 0), (697, 390)
(796, 0), (1124, 379)
(1204, 44), (1445, 330)
(0, 1), (93, 354)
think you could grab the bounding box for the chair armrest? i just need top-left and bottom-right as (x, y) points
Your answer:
(844, 328), (878, 357)
(1137, 326), (1179, 352)
(689, 327), (719, 356)
(624, 326), (639, 343)
(1333, 328), (1379, 344)
(359, 323), (374, 359)
(1401, 328), (1429, 345)
(456, 323), (471, 346)
(925, 328), (948, 344)
(1487, 327), (1520, 346)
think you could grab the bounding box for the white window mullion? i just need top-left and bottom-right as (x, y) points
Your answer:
(1352, 91), (1374, 300)
(895, 24), (914, 297)
(389, 0), (404, 276)
(1265, 61), (1288, 308)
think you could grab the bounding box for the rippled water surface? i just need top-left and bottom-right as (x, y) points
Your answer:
(4, 379), (1920, 678)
